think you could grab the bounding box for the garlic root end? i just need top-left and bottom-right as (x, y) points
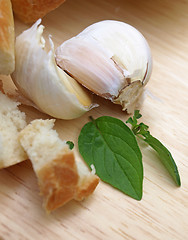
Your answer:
(113, 81), (143, 114)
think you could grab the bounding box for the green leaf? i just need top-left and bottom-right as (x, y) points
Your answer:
(143, 134), (181, 186)
(134, 110), (142, 119)
(127, 110), (181, 186)
(66, 141), (74, 150)
(126, 116), (134, 126)
(78, 116), (143, 200)
(126, 110), (142, 130)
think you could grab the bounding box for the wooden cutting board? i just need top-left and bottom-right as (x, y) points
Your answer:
(0, 0), (187, 239)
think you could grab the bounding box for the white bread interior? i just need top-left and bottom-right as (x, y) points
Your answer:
(19, 119), (99, 212)
(0, 90), (27, 168)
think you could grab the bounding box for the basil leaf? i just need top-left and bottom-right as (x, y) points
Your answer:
(78, 116), (143, 200)
(143, 134), (181, 186)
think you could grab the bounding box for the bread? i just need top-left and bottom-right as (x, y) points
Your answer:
(0, 0), (15, 75)
(0, 90), (27, 168)
(11, 0), (66, 23)
(0, 80), (5, 93)
(19, 119), (99, 212)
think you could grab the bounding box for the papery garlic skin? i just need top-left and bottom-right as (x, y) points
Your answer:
(11, 19), (93, 120)
(56, 20), (152, 112)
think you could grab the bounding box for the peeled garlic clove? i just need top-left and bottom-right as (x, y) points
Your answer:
(11, 19), (94, 120)
(56, 20), (152, 112)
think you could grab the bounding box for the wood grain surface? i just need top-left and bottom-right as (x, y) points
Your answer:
(0, 0), (188, 239)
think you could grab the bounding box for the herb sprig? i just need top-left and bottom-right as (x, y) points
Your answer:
(127, 110), (181, 186)
(78, 110), (181, 201)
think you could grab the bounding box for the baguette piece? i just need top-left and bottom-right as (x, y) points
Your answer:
(11, 0), (66, 23)
(0, 0), (15, 74)
(0, 91), (27, 168)
(19, 119), (99, 212)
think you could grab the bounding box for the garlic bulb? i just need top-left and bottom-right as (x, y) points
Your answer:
(11, 19), (94, 120)
(55, 20), (152, 112)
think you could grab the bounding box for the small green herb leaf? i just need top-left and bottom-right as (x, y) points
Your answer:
(78, 116), (143, 200)
(66, 141), (74, 150)
(143, 134), (181, 186)
(134, 109), (142, 119)
(127, 110), (181, 186)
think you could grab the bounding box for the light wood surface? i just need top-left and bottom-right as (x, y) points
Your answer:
(0, 0), (188, 239)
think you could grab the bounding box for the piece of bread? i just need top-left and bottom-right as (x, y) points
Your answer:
(11, 0), (66, 23)
(0, 90), (27, 168)
(0, 80), (5, 93)
(0, 0), (15, 75)
(19, 119), (99, 212)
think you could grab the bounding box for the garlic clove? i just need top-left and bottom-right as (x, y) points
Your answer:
(11, 19), (94, 120)
(56, 36), (128, 99)
(55, 20), (152, 113)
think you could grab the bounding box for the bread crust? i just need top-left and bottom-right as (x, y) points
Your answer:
(76, 175), (100, 201)
(37, 151), (79, 212)
(0, 0), (15, 74)
(37, 150), (99, 212)
(0, 80), (5, 93)
(11, 0), (66, 23)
